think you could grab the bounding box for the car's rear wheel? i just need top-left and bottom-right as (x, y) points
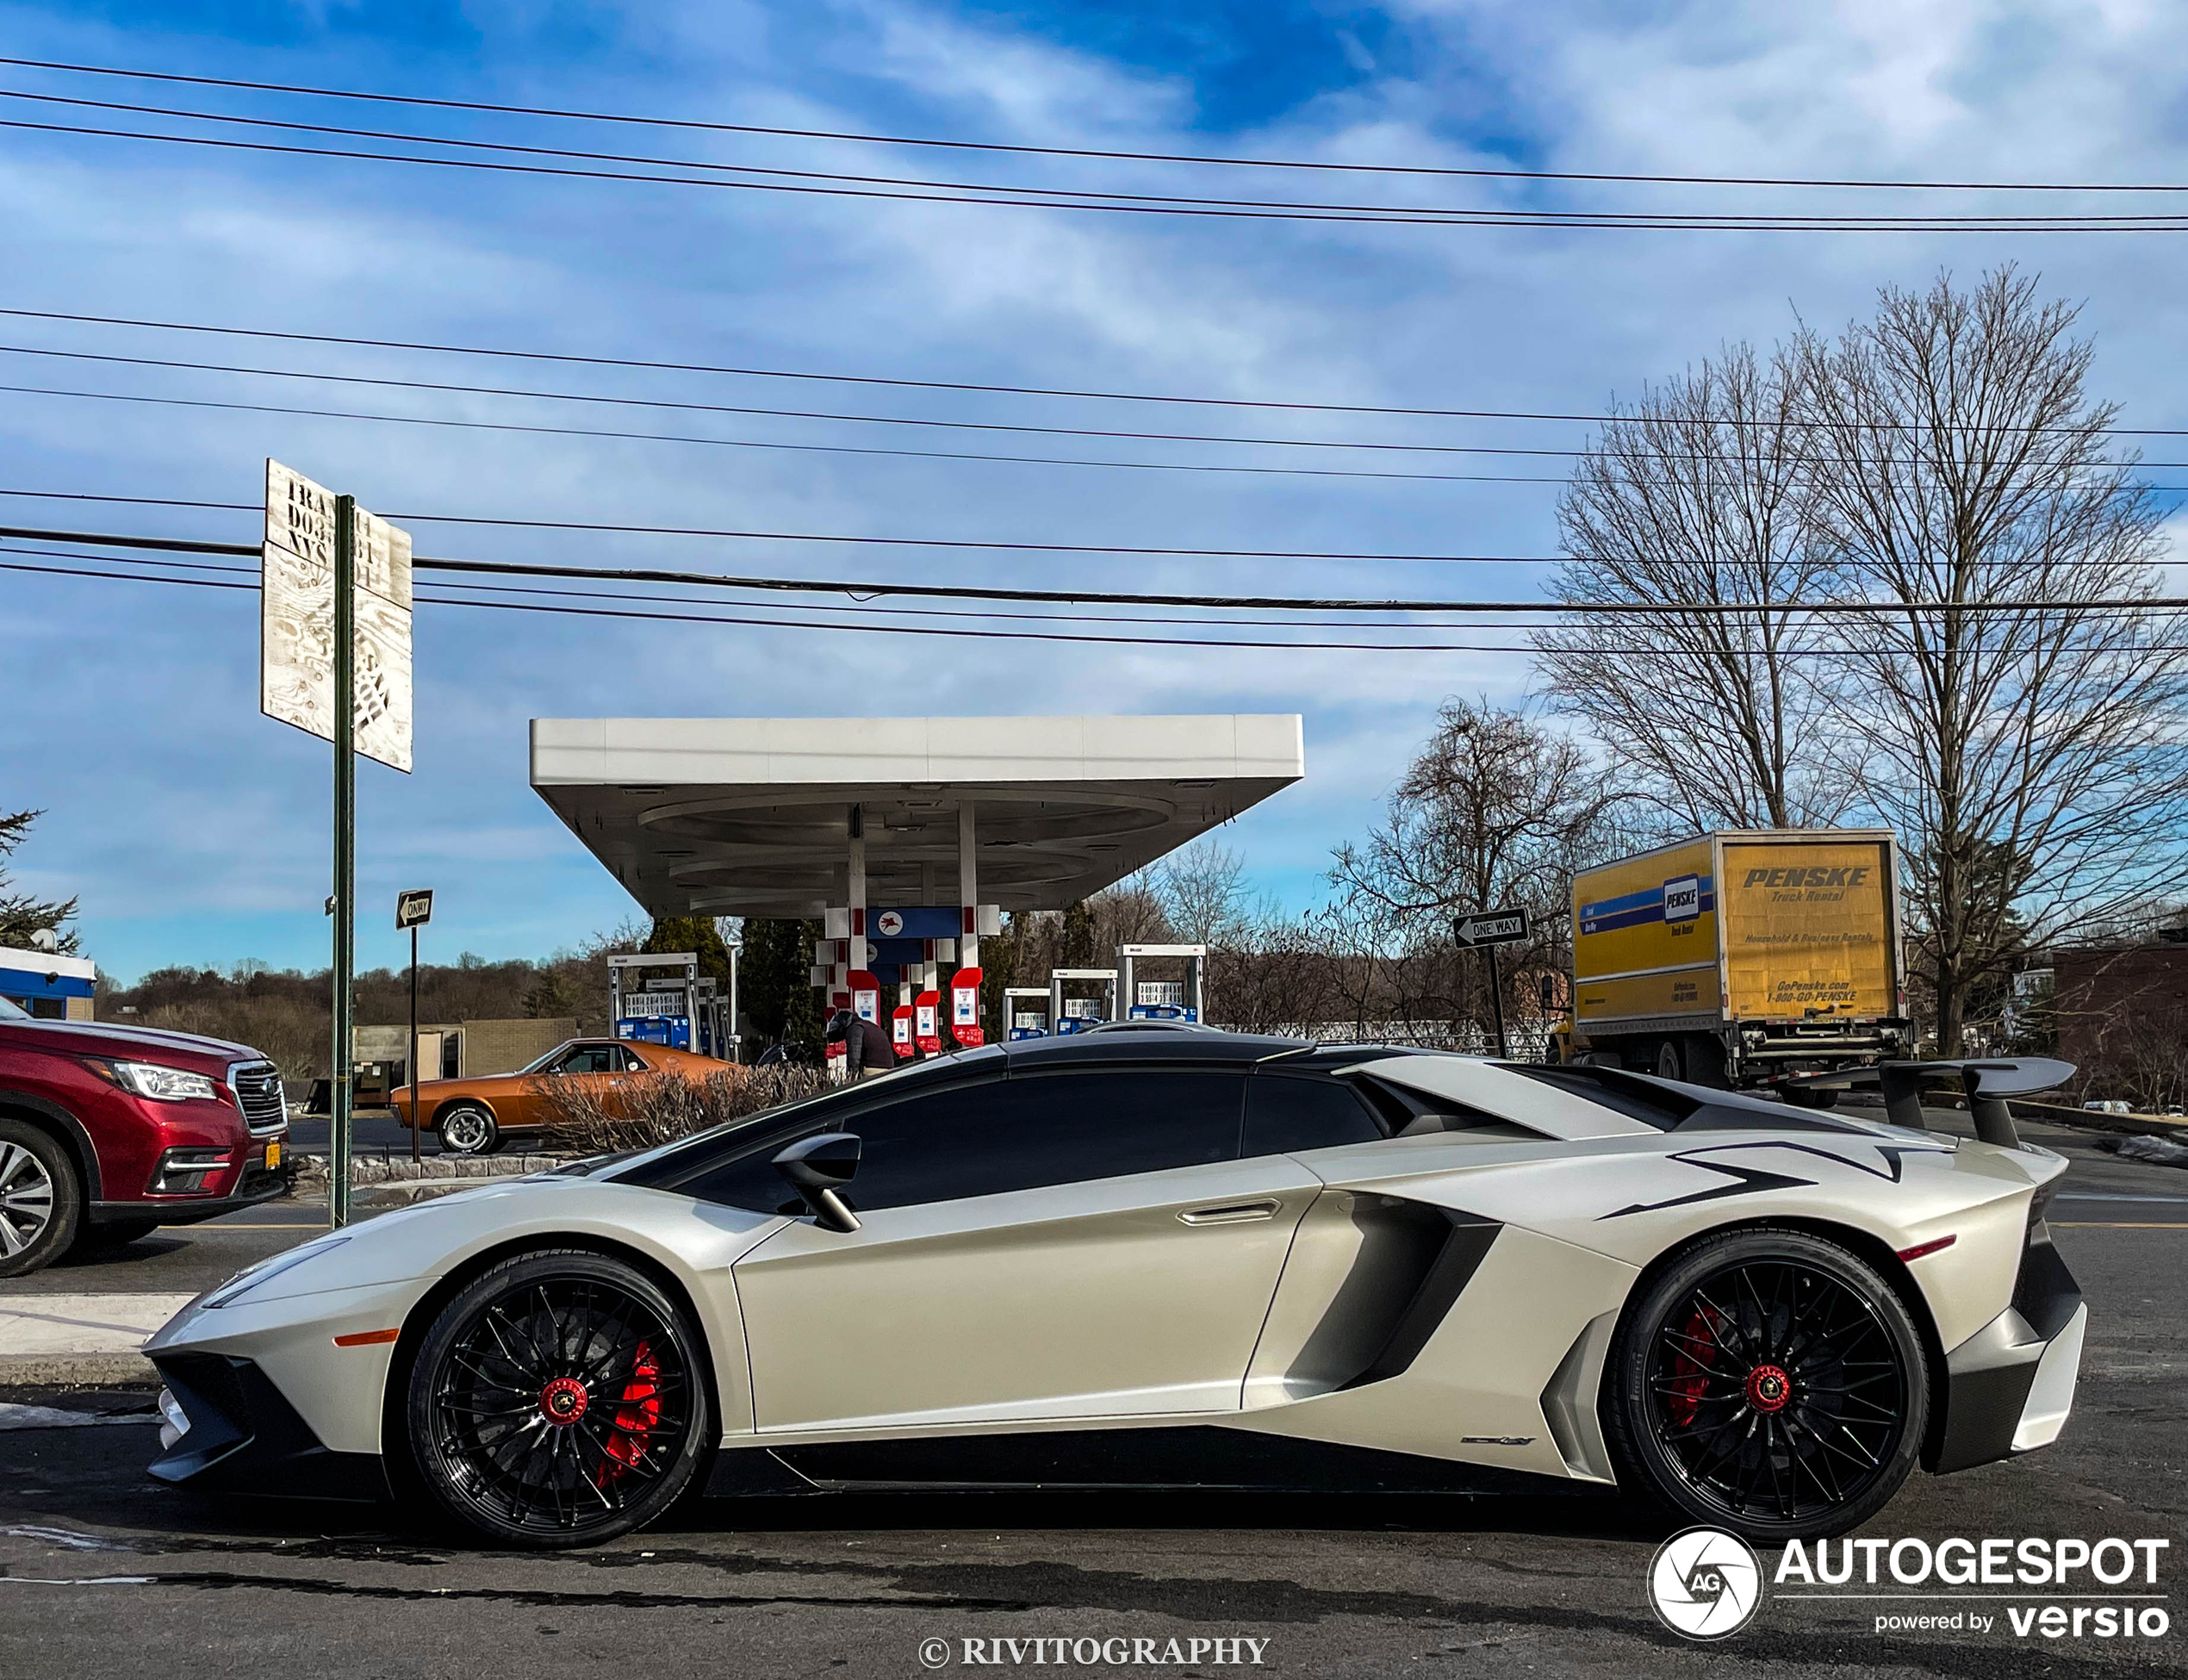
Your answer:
(0, 1119), (79, 1278)
(1603, 1228), (1928, 1543)
(436, 1102), (499, 1156)
(405, 1250), (712, 1547)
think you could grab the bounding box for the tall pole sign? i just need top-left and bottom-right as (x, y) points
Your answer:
(396, 890), (434, 1166)
(261, 460), (413, 1229)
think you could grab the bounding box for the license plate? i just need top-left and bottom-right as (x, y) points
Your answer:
(264, 1141), (283, 1170)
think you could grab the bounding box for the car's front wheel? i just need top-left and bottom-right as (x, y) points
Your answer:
(435, 1102), (499, 1156)
(404, 1249), (712, 1546)
(1603, 1228), (1929, 1543)
(0, 1118), (79, 1278)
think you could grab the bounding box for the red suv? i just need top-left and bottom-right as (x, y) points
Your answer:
(0, 995), (294, 1276)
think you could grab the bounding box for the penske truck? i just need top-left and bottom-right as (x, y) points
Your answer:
(1554, 829), (1910, 1104)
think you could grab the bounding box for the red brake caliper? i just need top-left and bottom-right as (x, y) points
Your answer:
(595, 1336), (662, 1486)
(1668, 1309), (1718, 1428)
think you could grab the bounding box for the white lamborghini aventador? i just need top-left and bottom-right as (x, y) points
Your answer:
(145, 1034), (2085, 1549)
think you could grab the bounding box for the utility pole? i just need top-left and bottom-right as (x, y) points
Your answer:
(329, 494), (356, 1229)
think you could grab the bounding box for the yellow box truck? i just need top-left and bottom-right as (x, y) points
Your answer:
(1562, 829), (1909, 1103)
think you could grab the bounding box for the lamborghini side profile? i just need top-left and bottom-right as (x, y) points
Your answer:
(145, 1034), (2085, 1548)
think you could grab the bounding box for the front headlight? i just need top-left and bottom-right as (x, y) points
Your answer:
(202, 1234), (350, 1308)
(94, 1060), (223, 1103)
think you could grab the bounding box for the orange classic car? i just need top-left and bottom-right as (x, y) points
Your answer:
(393, 1037), (727, 1155)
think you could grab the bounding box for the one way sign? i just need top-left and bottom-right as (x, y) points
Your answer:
(1453, 907), (1531, 948)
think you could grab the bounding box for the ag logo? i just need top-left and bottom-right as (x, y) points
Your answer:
(875, 910), (904, 936)
(1647, 1527), (1762, 1640)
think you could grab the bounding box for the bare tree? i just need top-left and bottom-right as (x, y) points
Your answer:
(1155, 840), (1251, 947)
(1536, 343), (1856, 830)
(1798, 269), (2188, 1055)
(1329, 699), (1620, 1047)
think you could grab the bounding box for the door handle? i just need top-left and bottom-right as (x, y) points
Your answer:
(1178, 1199), (1281, 1226)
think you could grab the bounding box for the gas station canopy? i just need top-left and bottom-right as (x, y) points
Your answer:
(531, 714), (1304, 918)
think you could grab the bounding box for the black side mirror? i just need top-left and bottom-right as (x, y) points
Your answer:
(774, 1132), (863, 1233)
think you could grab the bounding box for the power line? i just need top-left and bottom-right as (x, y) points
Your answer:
(0, 544), (1571, 633)
(0, 489), (1588, 557)
(8, 54), (2185, 196)
(9, 378), (2188, 487)
(0, 383), (1547, 483)
(12, 305), (2188, 444)
(11, 344), (2185, 475)
(15, 86), (2188, 233)
(18, 553), (2185, 659)
(14, 111), (2188, 235)
(8, 520), (2182, 619)
(0, 342), (1670, 461)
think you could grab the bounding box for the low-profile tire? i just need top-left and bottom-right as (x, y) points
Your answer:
(435, 1102), (499, 1157)
(72, 1216), (159, 1253)
(0, 1118), (80, 1278)
(404, 1249), (712, 1547)
(1602, 1227), (1929, 1543)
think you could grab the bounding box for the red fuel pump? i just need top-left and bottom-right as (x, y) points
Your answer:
(950, 966), (985, 1048)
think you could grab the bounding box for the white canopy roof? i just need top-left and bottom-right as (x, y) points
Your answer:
(531, 714), (1304, 918)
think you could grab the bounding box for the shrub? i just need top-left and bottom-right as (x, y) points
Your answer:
(531, 1065), (830, 1155)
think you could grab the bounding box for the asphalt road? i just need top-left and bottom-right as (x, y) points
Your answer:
(1, 1114), (2182, 1677)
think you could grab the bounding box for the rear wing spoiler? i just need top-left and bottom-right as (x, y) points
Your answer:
(1812, 1058), (2074, 1148)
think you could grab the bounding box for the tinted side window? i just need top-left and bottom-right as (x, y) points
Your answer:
(556, 1046), (616, 1074)
(681, 1069), (1245, 1214)
(1246, 1072), (1386, 1154)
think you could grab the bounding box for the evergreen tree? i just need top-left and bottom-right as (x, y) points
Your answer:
(0, 810), (78, 954)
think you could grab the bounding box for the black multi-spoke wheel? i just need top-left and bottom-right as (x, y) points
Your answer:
(1605, 1229), (1928, 1543)
(405, 1251), (712, 1546)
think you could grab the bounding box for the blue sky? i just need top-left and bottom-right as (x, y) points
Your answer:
(3, 0), (2185, 983)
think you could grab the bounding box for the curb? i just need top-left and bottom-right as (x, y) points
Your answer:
(0, 1352), (156, 1386)
(294, 1154), (562, 1185)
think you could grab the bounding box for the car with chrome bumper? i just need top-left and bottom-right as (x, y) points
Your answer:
(0, 993), (293, 1274)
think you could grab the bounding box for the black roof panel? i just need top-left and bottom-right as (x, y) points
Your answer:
(999, 1031), (1308, 1069)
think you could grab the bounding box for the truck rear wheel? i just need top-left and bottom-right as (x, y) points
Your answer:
(1682, 1035), (1730, 1088)
(1652, 1040), (1682, 1080)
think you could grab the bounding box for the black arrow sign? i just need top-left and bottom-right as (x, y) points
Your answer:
(1453, 907), (1531, 948)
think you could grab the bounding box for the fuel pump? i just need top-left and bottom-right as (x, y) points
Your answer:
(1004, 986), (1051, 1040)
(1048, 968), (1118, 1035)
(1118, 944), (1206, 1023)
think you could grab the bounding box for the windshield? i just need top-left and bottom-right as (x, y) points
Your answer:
(515, 1041), (580, 1075)
(0, 995), (28, 1021)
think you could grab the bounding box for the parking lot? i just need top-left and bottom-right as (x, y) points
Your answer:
(3, 1113), (2182, 1678)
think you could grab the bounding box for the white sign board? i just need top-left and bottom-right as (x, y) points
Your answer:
(261, 458), (414, 773)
